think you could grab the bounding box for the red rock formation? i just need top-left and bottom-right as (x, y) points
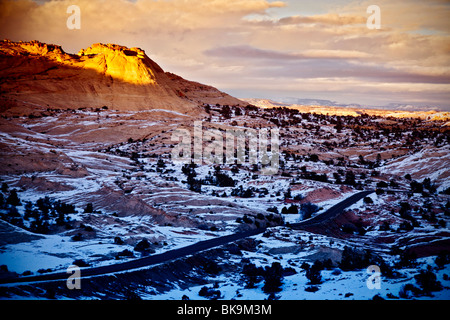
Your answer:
(0, 40), (244, 113)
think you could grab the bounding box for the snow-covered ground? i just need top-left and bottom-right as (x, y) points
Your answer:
(146, 231), (450, 301)
(1, 107), (449, 300)
(151, 263), (450, 300)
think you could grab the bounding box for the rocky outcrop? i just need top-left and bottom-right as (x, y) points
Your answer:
(0, 40), (244, 114)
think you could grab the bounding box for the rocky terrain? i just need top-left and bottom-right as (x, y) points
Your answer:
(244, 98), (450, 121)
(0, 41), (449, 300)
(0, 40), (243, 114)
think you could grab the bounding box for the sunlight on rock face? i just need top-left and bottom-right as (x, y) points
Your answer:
(0, 40), (244, 112)
(78, 43), (157, 85)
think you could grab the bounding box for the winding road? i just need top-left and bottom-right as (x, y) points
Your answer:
(0, 190), (374, 285)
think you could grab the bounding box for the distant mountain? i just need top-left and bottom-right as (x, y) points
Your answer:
(265, 97), (442, 112)
(0, 40), (244, 114)
(243, 98), (364, 109)
(243, 98), (449, 120)
(279, 98), (343, 107)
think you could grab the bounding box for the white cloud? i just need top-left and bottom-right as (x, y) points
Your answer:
(0, 0), (449, 110)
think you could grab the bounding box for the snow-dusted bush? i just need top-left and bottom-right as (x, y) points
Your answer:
(262, 262), (284, 293)
(300, 202), (319, 220)
(414, 267), (443, 294)
(305, 261), (322, 285)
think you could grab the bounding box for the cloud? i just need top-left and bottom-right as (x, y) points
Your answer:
(0, 0), (449, 110)
(0, 0), (285, 49)
(205, 45), (373, 61)
(278, 13), (366, 26)
(337, 0), (450, 33)
(205, 45), (303, 60)
(205, 44), (450, 84)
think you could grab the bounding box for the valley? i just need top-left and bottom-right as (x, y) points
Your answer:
(0, 40), (449, 300)
(0, 103), (449, 300)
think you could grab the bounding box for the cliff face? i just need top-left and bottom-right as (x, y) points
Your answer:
(0, 40), (243, 113)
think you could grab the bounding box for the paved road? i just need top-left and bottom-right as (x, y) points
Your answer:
(289, 190), (374, 229)
(0, 190), (374, 285)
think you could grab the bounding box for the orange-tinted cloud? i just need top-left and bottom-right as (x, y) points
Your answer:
(0, 0), (449, 109)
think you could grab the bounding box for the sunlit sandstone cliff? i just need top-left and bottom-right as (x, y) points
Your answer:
(0, 40), (243, 114)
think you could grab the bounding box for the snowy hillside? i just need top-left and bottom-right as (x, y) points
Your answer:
(0, 103), (449, 300)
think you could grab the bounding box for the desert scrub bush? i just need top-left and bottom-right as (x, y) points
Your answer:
(414, 267), (443, 295)
(339, 246), (385, 271)
(305, 261), (323, 285)
(262, 262), (284, 293)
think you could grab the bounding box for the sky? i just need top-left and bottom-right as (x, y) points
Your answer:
(1, 0), (449, 110)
